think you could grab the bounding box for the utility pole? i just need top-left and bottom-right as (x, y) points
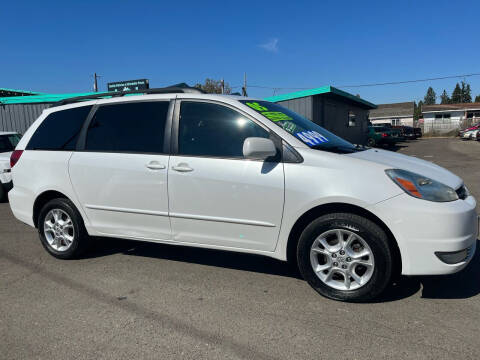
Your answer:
(221, 78), (225, 94)
(242, 72), (247, 97)
(93, 73), (101, 92)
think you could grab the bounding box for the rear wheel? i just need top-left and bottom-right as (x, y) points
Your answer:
(0, 185), (5, 202)
(366, 138), (376, 147)
(297, 213), (393, 302)
(38, 198), (90, 259)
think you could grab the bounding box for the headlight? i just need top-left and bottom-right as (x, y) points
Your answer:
(385, 169), (458, 202)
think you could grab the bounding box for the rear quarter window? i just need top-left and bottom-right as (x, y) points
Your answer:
(26, 106), (92, 151)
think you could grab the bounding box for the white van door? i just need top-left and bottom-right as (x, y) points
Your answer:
(168, 100), (284, 251)
(69, 100), (172, 240)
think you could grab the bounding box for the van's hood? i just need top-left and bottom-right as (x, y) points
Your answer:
(347, 148), (463, 189)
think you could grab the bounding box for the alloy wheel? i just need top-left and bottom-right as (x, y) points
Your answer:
(43, 209), (75, 252)
(310, 229), (375, 291)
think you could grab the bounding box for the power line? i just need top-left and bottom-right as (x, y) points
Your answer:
(337, 73), (480, 88)
(244, 72), (480, 92)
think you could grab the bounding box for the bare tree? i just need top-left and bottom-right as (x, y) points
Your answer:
(194, 78), (232, 94)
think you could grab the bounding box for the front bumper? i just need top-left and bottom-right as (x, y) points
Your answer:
(370, 193), (478, 275)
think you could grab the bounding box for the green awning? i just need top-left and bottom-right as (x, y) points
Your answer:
(265, 86), (376, 109)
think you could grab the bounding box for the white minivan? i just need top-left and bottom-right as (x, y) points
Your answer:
(8, 87), (478, 302)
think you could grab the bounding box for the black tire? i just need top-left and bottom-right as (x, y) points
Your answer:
(38, 198), (90, 259)
(366, 138), (376, 147)
(297, 213), (393, 302)
(0, 185), (5, 203)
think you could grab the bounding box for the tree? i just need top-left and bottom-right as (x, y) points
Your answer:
(462, 82), (472, 103)
(451, 81), (473, 103)
(475, 95), (480, 102)
(451, 83), (462, 103)
(440, 89), (450, 104)
(414, 100), (423, 120)
(423, 87), (436, 105)
(194, 78), (232, 94)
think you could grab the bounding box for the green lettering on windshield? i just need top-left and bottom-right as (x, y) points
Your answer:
(261, 111), (293, 122)
(245, 102), (269, 112)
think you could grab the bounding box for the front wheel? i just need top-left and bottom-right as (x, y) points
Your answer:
(297, 213), (393, 302)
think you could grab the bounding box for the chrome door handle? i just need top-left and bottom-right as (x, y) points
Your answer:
(146, 162), (166, 170)
(172, 163), (193, 172)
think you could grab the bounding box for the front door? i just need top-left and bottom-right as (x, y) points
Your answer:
(168, 100), (284, 251)
(69, 100), (172, 240)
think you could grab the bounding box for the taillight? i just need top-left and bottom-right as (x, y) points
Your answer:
(382, 133), (388, 138)
(10, 150), (23, 168)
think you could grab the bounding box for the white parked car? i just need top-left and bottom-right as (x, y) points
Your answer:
(8, 88), (478, 302)
(462, 129), (480, 141)
(0, 132), (21, 201)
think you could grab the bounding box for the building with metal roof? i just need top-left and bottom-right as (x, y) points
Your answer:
(421, 102), (480, 136)
(1, 85), (377, 144)
(369, 102), (415, 127)
(0, 88), (44, 97)
(265, 86), (376, 145)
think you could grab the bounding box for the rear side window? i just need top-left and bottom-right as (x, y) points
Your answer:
(178, 101), (269, 158)
(85, 101), (169, 153)
(26, 106), (92, 150)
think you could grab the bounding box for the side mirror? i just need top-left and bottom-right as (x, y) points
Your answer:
(243, 137), (276, 160)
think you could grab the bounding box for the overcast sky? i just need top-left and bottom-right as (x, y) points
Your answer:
(2, 0), (480, 104)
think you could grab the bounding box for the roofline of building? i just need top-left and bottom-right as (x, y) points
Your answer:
(0, 88), (45, 95)
(422, 108), (480, 114)
(264, 86), (377, 109)
(369, 115), (413, 120)
(0, 92), (107, 104)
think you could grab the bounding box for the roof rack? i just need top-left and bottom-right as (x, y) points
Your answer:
(50, 85), (205, 107)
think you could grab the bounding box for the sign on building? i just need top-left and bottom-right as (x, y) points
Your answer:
(107, 79), (149, 92)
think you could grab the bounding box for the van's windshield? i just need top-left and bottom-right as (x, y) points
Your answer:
(240, 100), (363, 154)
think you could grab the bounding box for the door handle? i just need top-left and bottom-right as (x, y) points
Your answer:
(146, 162), (166, 170)
(172, 163), (193, 172)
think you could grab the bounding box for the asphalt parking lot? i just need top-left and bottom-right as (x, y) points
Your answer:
(1, 138), (479, 360)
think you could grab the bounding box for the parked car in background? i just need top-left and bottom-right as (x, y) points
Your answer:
(459, 123), (480, 138)
(399, 126), (417, 140)
(367, 126), (401, 147)
(414, 127), (422, 138)
(389, 127), (404, 140)
(461, 129), (480, 141)
(8, 88), (478, 302)
(0, 132), (21, 201)
(372, 123), (404, 140)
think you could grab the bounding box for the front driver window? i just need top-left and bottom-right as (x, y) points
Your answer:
(178, 101), (269, 158)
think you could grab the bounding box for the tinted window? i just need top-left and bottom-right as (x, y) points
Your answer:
(0, 134), (21, 153)
(26, 106), (92, 150)
(8, 134), (21, 147)
(0, 136), (13, 152)
(178, 102), (269, 158)
(85, 101), (169, 153)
